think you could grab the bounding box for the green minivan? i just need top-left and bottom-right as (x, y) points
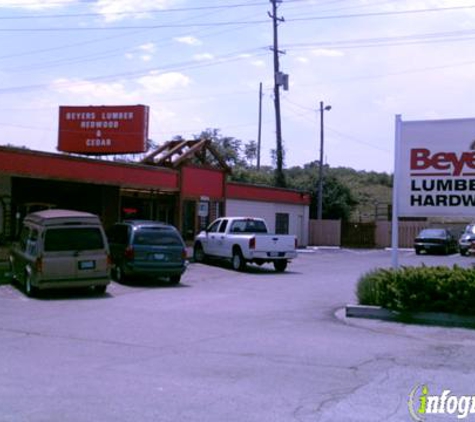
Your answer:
(9, 209), (111, 296)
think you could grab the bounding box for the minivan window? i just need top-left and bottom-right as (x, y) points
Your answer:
(44, 228), (105, 252)
(133, 228), (183, 246)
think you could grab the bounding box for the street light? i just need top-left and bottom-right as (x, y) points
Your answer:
(317, 101), (331, 220)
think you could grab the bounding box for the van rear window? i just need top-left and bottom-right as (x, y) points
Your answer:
(133, 229), (183, 246)
(44, 228), (104, 252)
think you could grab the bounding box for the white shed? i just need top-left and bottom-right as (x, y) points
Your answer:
(226, 183), (310, 247)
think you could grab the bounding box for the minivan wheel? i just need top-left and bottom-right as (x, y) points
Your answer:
(24, 273), (36, 297)
(114, 265), (126, 283)
(169, 275), (181, 285)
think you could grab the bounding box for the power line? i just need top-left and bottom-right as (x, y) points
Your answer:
(0, 19), (268, 32)
(287, 4), (475, 22)
(0, 1), (267, 20)
(326, 126), (391, 154)
(283, 28), (475, 50)
(0, 48), (270, 94)
(2, 4), (474, 32)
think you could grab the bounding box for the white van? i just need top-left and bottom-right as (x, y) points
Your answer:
(9, 209), (111, 296)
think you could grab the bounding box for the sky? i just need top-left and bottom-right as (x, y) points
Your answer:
(1, 0), (475, 173)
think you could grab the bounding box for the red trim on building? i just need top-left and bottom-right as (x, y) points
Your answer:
(181, 166), (225, 199)
(227, 182), (310, 205)
(0, 147), (179, 190)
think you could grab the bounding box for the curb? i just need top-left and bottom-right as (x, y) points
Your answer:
(345, 304), (475, 329)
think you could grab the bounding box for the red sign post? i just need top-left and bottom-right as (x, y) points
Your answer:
(58, 105), (149, 154)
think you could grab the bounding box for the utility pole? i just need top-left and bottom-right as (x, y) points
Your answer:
(317, 101), (331, 220)
(269, 0), (286, 187)
(257, 82), (262, 171)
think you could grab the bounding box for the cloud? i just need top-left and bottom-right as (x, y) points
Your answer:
(193, 53), (214, 61)
(174, 36), (202, 46)
(312, 49), (344, 58)
(137, 71), (191, 94)
(93, 0), (179, 22)
(138, 43), (156, 53)
(50, 78), (133, 101)
(296, 57), (309, 64)
(251, 60), (265, 68)
(0, 0), (75, 9)
(125, 43), (156, 62)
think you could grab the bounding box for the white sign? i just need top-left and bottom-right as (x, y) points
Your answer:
(397, 117), (475, 217)
(198, 201), (209, 217)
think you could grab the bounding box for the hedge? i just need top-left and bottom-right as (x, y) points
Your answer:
(356, 265), (475, 316)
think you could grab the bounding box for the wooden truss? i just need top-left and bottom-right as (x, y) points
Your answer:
(141, 139), (231, 173)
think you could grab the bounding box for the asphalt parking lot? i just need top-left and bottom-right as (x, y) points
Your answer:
(1, 249), (474, 422)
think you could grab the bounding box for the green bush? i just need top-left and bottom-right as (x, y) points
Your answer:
(356, 265), (475, 315)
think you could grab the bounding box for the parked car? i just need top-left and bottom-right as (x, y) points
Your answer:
(193, 217), (297, 272)
(107, 220), (187, 285)
(458, 224), (475, 256)
(414, 228), (458, 255)
(9, 209), (111, 296)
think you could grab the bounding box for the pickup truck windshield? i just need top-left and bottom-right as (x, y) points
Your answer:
(230, 219), (268, 234)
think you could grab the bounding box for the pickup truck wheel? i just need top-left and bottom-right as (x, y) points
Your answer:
(193, 243), (207, 263)
(232, 249), (246, 271)
(274, 260), (288, 272)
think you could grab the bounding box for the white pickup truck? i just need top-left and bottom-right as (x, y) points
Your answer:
(193, 217), (297, 272)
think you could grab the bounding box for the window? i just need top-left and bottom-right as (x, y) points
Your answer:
(275, 213), (289, 235)
(207, 220), (221, 233)
(133, 228), (183, 246)
(230, 219), (268, 234)
(218, 219), (228, 233)
(18, 226), (30, 252)
(26, 229), (39, 256)
(44, 228), (105, 252)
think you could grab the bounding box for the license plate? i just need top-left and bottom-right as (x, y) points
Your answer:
(269, 252), (280, 257)
(153, 253), (165, 260)
(79, 260), (95, 270)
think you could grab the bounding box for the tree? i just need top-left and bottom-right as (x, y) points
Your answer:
(244, 140), (257, 167)
(195, 128), (245, 167)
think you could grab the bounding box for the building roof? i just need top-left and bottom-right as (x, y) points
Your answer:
(0, 146), (179, 191)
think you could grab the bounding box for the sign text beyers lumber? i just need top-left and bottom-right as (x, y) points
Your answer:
(398, 118), (475, 217)
(410, 148), (475, 207)
(58, 105), (149, 155)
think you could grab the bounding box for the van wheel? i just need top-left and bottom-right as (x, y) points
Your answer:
(94, 285), (107, 294)
(274, 260), (288, 272)
(232, 248), (246, 271)
(24, 273), (37, 297)
(8, 257), (16, 284)
(169, 275), (181, 285)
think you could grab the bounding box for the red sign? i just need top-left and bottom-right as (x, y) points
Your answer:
(58, 105), (149, 154)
